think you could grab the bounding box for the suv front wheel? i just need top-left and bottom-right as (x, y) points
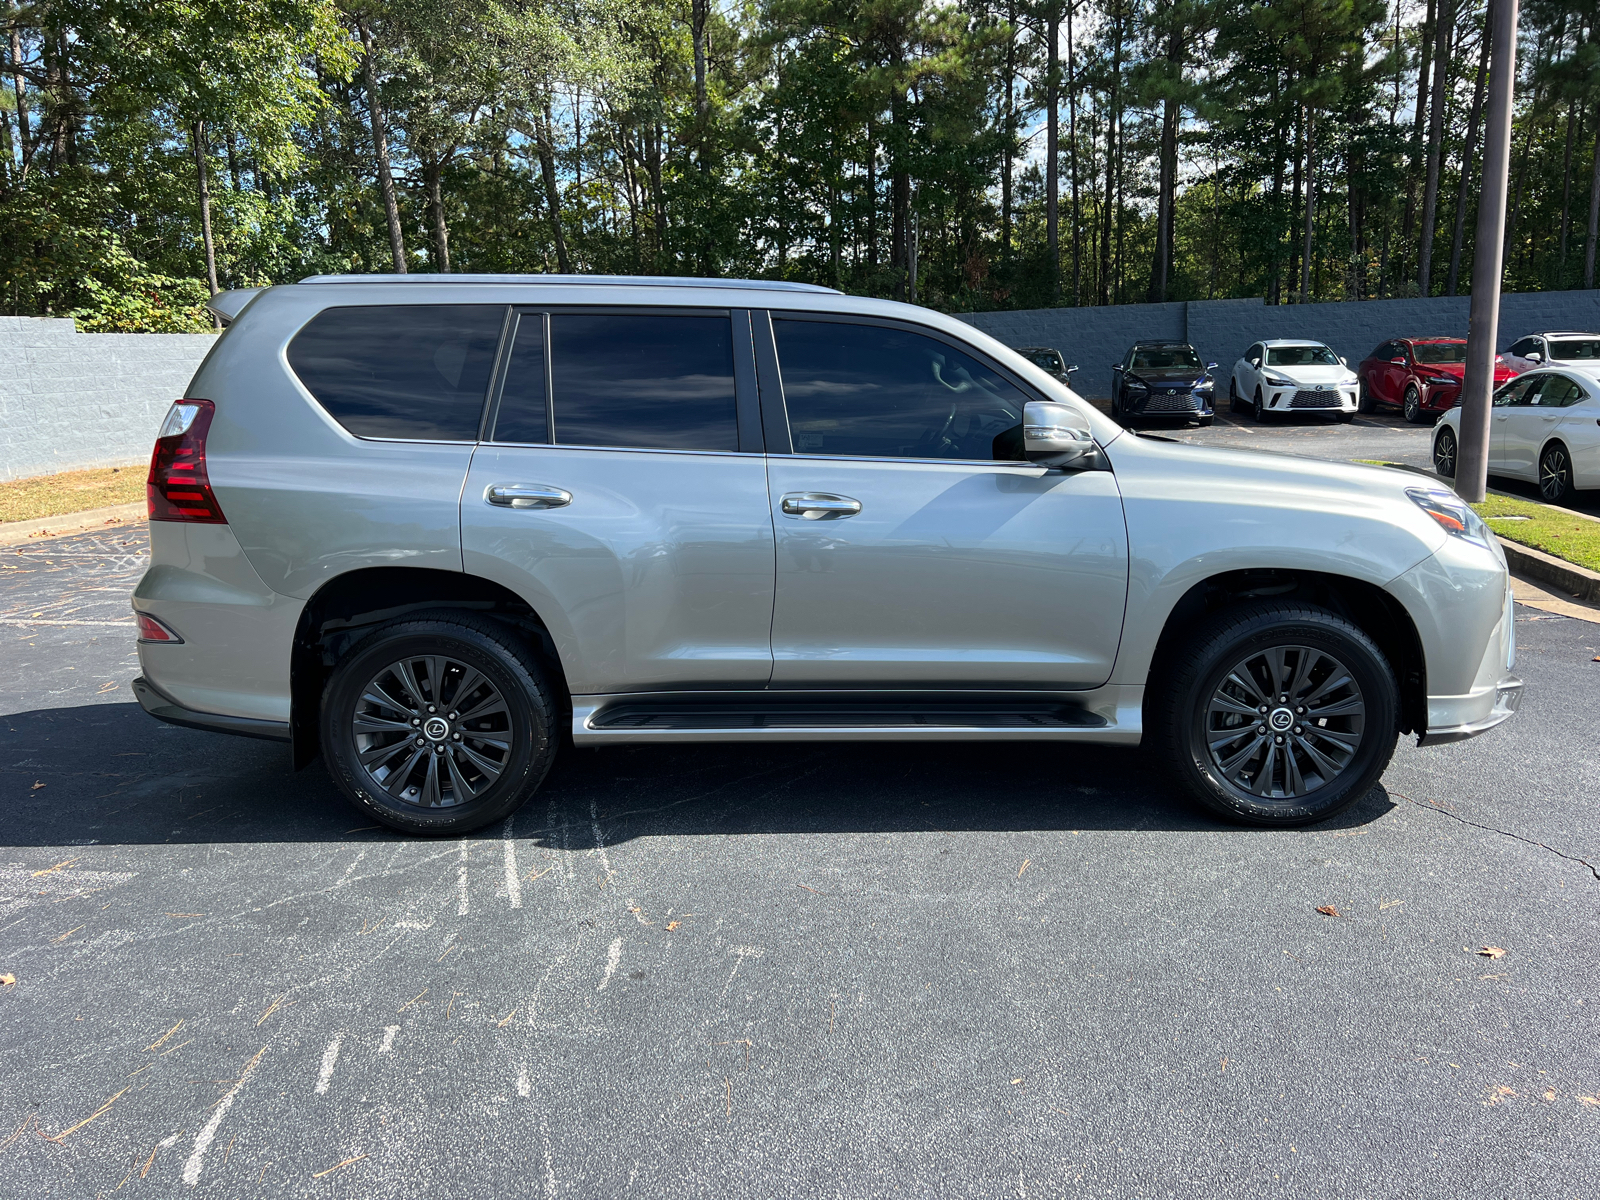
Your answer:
(1152, 603), (1398, 826)
(320, 612), (557, 835)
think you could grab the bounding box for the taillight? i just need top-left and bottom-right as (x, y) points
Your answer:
(136, 613), (184, 644)
(148, 400), (226, 523)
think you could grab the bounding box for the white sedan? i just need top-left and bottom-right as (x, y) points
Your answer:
(1433, 366), (1600, 503)
(1229, 339), (1360, 422)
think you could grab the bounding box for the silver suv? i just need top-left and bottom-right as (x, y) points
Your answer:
(131, 275), (1521, 834)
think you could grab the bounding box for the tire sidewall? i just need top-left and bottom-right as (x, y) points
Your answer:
(321, 622), (552, 835)
(1434, 427), (1457, 477)
(1170, 612), (1398, 826)
(1541, 444), (1572, 502)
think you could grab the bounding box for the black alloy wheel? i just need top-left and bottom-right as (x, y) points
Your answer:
(1357, 380), (1375, 414)
(320, 611), (557, 835)
(1540, 442), (1575, 504)
(1228, 378), (1240, 413)
(1403, 384), (1425, 424)
(1253, 387), (1266, 422)
(1433, 426), (1458, 478)
(1151, 602), (1399, 826)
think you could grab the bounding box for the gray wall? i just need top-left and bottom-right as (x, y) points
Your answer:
(958, 290), (1600, 400)
(0, 317), (218, 482)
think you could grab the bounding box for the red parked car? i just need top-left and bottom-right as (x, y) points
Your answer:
(1357, 337), (1517, 423)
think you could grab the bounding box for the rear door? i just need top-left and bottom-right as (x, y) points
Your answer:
(461, 308), (775, 696)
(1498, 373), (1554, 480)
(760, 313), (1128, 690)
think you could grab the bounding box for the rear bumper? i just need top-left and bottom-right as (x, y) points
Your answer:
(133, 675), (291, 742)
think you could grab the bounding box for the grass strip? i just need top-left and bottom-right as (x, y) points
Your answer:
(0, 467), (144, 523)
(1473, 492), (1600, 573)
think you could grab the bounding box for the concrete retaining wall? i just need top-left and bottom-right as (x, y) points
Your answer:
(959, 290), (1600, 400)
(0, 317), (217, 482)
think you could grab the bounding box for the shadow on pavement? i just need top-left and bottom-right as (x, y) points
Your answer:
(2, 701), (1397, 847)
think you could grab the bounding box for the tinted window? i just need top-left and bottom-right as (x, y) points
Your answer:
(492, 314), (549, 444)
(549, 313), (737, 451)
(1131, 345), (1202, 371)
(1413, 341), (1468, 364)
(1025, 349), (1063, 372)
(774, 319), (1029, 461)
(287, 305), (502, 440)
(1507, 337), (1537, 357)
(1266, 344), (1339, 367)
(1535, 375), (1586, 406)
(1501, 376), (1546, 406)
(1549, 338), (1600, 360)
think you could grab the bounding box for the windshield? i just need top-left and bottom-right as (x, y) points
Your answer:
(1131, 346), (1202, 371)
(1412, 342), (1467, 364)
(1026, 350), (1063, 371)
(1266, 345), (1339, 367)
(1550, 339), (1600, 360)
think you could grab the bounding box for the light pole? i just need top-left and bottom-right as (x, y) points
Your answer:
(1456, 0), (1519, 503)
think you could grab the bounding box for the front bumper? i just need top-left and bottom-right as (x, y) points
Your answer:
(1128, 389), (1213, 418)
(1423, 676), (1523, 744)
(1266, 386), (1358, 412)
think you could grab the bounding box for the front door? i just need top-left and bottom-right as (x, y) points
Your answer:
(461, 308), (775, 696)
(762, 315), (1129, 690)
(1495, 373), (1551, 480)
(1504, 373), (1581, 481)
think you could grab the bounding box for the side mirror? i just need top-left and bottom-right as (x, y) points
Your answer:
(1339, 355), (1348, 366)
(1023, 401), (1097, 469)
(1205, 362), (1218, 371)
(1066, 364), (1079, 375)
(1390, 357), (1406, 365)
(1250, 358), (1261, 368)
(1528, 352), (1543, 363)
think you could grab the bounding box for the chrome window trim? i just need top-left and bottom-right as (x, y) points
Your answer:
(485, 441), (766, 460)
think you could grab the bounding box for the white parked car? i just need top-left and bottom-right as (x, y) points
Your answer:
(1433, 366), (1600, 503)
(1500, 331), (1600, 374)
(1230, 340), (1360, 422)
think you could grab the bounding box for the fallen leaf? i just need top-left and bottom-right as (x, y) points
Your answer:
(1017, 858), (1030, 877)
(311, 1154), (368, 1179)
(1478, 946), (1507, 959)
(665, 920), (681, 931)
(31, 781), (45, 790)
(1315, 905), (1339, 917)
(1545, 1089), (1558, 1102)
(0, 974), (15, 986)
(1576, 1095), (1600, 1108)
(1010, 1078), (1024, 1086)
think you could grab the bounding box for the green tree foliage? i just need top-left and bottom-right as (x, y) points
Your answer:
(2, 0), (1597, 325)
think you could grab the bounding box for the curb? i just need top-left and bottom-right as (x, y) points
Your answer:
(0, 502), (147, 547)
(1499, 538), (1600, 603)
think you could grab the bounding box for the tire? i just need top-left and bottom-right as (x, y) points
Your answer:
(320, 612), (558, 836)
(1357, 380), (1375, 414)
(1433, 426), (1458, 478)
(1228, 379), (1240, 413)
(1540, 442), (1576, 504)
(1403, 385), (1425, 424)
(1253, 388), (1266, 422)
(1150, 602), (1399, 827)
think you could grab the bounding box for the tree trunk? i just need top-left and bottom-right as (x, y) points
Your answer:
(866, 117), (878, 267)
(1288, 104), (1304, 297)
(1099, 5), (1121, 307)
(9, 28), (29, 175)
(1403, 0), (1436, 253)
(1067, 0), (1080, 305)
(535, 103), (570, 273)
(192, 120), (220, 304)
(1446, 25), (1490, 296)
(891, 81), (910, 300)
(356, 18), (406, 274)
(1586, 103), (1600, 289)
(1046, 7), (1059, 302)
(1300, 106), (1317, 302)
(423, 159), (450, 272)
(1001, 0), (1016, 258)
(1560, 102), (1578, 269)
(1268, 75), (1284, 304)
(1418, 0), (1454, 295)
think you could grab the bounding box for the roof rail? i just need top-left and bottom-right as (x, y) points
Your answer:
(297, 273), (841, 294)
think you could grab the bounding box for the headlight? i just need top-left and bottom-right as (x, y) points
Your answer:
(1196, 377), (1214, 391)
(1405, 487), (1492, 549)
(1127, 380), (1149, 393)
(1263, 372), (1293, 386)
(1422, 374), (1457, 385)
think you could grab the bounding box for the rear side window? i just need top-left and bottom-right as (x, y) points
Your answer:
(544, 313), (738, 451)
(287, 305), (503, 440)
(774, 319), (1029, 461)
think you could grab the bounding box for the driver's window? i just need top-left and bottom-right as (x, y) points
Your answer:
(774, 319), (1032, 462)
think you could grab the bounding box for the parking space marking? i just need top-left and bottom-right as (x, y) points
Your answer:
(182, 1045), (266, 1186)
(315, 1033), (344, 1094)
(503, 816), (522, 909)
(457, 840), (471, 916)
(598, 936), (622, 990)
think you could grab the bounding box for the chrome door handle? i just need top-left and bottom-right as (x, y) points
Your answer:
(780, 492), (862, 520)
(485, 483), (572, 509)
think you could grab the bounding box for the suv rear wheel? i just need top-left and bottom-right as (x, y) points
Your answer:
(320, 612), (557, 835)
(1152, 603), (1398, 826)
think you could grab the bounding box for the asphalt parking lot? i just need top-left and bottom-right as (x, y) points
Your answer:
(3, 426), (1598, 1198)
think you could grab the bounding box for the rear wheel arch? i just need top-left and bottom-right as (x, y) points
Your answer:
(1145, 569), (1427, 739)
(289, 567), (570, 768)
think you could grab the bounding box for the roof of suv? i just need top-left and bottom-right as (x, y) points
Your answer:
(298, 273), (841, 294)
(1522, 330), (1600, 338)
(1259, 338), (1330, 347)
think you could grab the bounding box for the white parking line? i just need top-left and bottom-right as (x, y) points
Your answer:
(597, 937), (622, 991)
(457, 840), (471, 916)
(182, 1045), (266, 1186)
(315, 1033), (344, 1094)
(503, 816), (522, 909)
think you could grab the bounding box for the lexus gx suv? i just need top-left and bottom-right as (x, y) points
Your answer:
(132, 275), (1522, 834)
